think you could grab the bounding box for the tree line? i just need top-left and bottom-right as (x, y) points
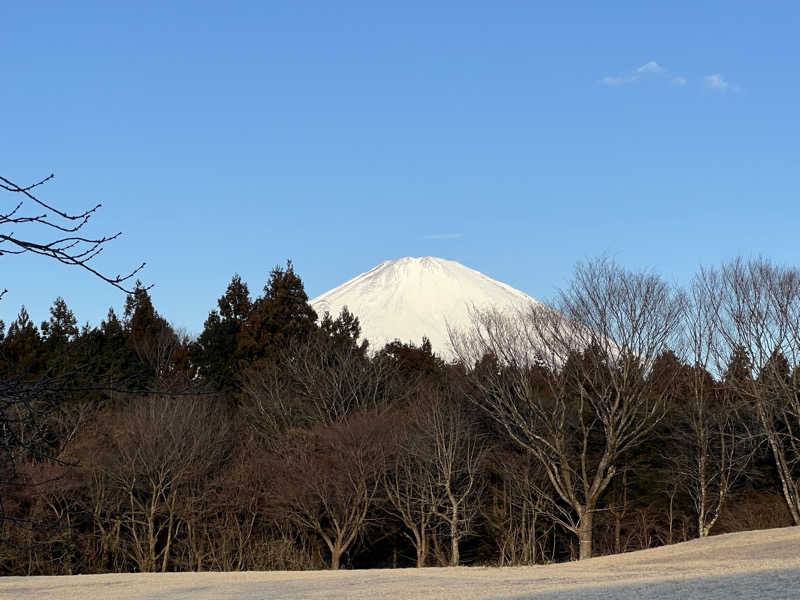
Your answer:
(1, 257), (799, 574)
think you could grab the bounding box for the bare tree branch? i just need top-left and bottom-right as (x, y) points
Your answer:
(1, 173), (146, 294)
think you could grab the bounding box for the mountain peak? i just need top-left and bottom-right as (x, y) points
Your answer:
(310, 257), (540, 359)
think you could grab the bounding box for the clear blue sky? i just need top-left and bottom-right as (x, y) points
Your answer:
(3, 2), (799, 335)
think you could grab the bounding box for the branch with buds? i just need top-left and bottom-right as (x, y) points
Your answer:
(1, 173), (147, 295)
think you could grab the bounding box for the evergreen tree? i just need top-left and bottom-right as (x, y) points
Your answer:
(218, 273), (252, 322)
(1, 306), (44, 380)
(124, 283), (159, 346)
(40, 297), (78, 347)
(40, 297), (79, 372)
(376, 337), (445, 383)
(72, 308), (147, 400)
(189, 274), (253, 392)
(237, 261), (317, 363)
(319, 307), (368, 356)
(123, 282), (187, 383)
(723, 345), (754, 385)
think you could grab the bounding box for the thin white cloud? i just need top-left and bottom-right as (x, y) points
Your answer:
(636, 61), (663, 73)
(671, 76), (687, 86)
(424, 233), (463, 240)
(704, 73), (740, 92)
(600, 61), (677, 87)
(600, 74), (638, 86)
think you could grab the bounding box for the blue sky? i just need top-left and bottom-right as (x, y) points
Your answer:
(2, 2), (799, 334)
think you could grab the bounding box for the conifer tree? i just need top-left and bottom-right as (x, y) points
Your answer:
(319, 307), (368, 356)
(218, 273), (252, 323)
(1, 306), (44, 380)
(189, 274), (253, 392)
(724, 345), (754, 385)
(123, 282), (187, 383)
(40, 297), (79, 346)
(68, 308), (146, 400)
(376, 337), (446, 384)
(39, 297), (80, 372)
(237, 261), (317, 363)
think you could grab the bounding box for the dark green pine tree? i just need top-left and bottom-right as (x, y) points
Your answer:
(0, 306), (44, 381)
(71, 307), (148, 401)
(318, 306), (368, 356)
(237, 261), (318, 363)
(123, 283), (159, 343)
(123, 282), (187, 383)
(375, 336), (445, 383)
(723, 345), (754, 385)
(218, 273), (253, 323)
(189, 274), (253, 393)
(40, 297), (78, 347)
(40, 297), (79, 372)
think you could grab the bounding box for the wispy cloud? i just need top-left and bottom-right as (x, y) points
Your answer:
(600, 74), (638, 86)
(704, 73), (740, 92)
(636, 61), (663, 73)
(600, 64), (740, 93)
(600, 61), (674, 86)
(424, 233), (463, 240)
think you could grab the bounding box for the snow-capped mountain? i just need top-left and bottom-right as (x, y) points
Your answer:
(310, 256), (541, 359)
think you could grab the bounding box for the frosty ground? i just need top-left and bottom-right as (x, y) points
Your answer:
(5, 526), (799, 599)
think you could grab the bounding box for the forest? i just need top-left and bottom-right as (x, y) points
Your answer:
(2, 252), (800, 575)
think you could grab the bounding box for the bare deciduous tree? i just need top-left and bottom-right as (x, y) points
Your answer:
(383, 390), (485, 568)
(483, 450), (554, 566)
(452, 258), (684, 559)
(711, 258), (800, 524)
(425, 394), (485, 566)
(382, 408), (441, 568)
(272, 414), (390, 570)
(107, 396), (230, 572)
(241, 334), (401, 445)
(669, 272), (754, 538)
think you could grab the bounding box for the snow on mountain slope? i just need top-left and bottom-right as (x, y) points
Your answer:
(310, 256), (541, 359)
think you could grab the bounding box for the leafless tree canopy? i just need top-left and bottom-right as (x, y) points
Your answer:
(384, 389), (485, 567)
(664, 271), (755, 538)
(703, 258), (800, 524)
(105, 396), (231, 573)
(452, 258), (685, 559)
(240, 333), (404, 446)
(269, 413), (392, 570)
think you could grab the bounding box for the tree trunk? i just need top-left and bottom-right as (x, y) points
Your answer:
(449, 504), (460, 566)
(147, 494), (158, 572)
(578, 508), (593, 560)
(768, 434), (800, 525)
(330, 547), (342, 570)
(450, 532), (460, 567)
(416, 531), (427, 568)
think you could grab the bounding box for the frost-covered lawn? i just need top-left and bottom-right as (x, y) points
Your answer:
(4, 527), (800, 599)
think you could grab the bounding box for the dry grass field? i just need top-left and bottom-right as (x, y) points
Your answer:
(3, 526), (799, 599)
